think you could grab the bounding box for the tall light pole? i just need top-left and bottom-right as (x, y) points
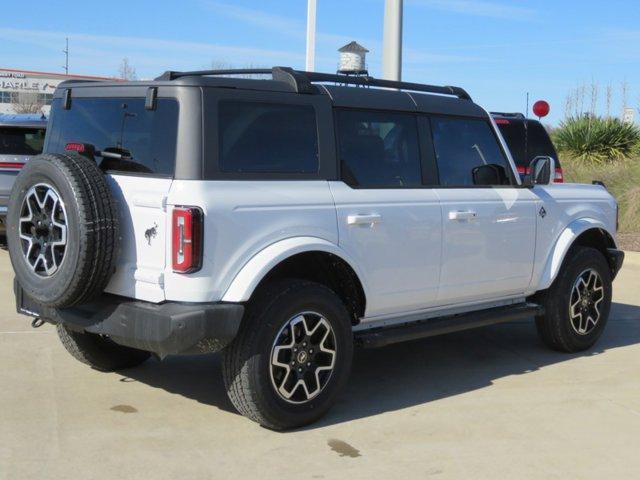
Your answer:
(62, 37), (69, 75)
(382, 0), (403, 81)
(305, 0), (317, 71)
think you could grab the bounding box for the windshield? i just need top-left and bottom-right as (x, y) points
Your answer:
(0, 126), (46, 155)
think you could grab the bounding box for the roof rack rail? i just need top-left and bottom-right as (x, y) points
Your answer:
(155, 66), (472, 101)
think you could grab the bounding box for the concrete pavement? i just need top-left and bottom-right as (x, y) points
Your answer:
(1, 248), (639, 479)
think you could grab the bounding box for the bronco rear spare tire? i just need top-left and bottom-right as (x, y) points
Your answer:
(7, 153), (119, 308)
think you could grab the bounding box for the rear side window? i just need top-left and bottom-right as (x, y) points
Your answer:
(337, 109), (422, 188)
(0, 127), (45, 155)
(496, 119), (558, 167)
(219, 101), (318, 173)
(46, 98), (178, 176)
(431, 116), (512, 186)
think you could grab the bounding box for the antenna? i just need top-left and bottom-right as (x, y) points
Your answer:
(62, 37), (69, 75)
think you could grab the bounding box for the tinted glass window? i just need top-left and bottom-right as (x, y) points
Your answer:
(431, 117), (511, 186)
(337, 109), (422, 188)
(0, 127), (45, 155)
(219, 101), (318, 173)
(46, 98), (178, 176)
(495, 119), (559, 168)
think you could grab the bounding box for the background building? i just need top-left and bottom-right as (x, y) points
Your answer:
(0, 68), (113, 115)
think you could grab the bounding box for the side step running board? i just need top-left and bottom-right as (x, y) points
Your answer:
(355, 302), (543, 348)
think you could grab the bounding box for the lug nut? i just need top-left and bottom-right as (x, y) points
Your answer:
(303, 342), (307, 347)
(307, 362), (311, 367)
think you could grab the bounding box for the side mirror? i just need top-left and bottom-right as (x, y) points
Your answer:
(472, 163), (507, 186)
(526, 156), (555, 186)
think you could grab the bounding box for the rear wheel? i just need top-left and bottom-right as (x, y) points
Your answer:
(535, 246), (612, 352)
(222, 279), (353, 430)
(57, 324), (150, 372)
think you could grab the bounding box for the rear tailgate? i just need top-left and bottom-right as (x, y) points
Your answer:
(104, 174), (173, 303)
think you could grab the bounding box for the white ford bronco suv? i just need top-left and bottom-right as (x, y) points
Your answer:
(6, 68), (624, 430)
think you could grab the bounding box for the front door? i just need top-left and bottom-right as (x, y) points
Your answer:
(428, 115), (537, 305)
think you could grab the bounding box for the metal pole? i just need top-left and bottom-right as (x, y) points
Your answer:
(382, 0), (403, 81)
(63, 37), (69, 74)
(305, 0), (317, 72)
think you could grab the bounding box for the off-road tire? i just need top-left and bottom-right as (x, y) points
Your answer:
(222, 279), (353, 430)
(535, 246), (612, 352)
(7, 153), (119, 308)
(57, 324), (150, 371)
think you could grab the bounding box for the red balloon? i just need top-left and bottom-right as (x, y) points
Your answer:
(533, 100), (550, 118)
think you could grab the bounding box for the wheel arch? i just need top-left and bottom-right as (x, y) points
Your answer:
(538, 218), (617, 291)
(221, 237), (368, 324)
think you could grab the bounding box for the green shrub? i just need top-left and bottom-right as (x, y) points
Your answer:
(553, 115), (640, 164)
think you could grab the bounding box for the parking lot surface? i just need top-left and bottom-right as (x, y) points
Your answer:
(1, 248), (639, 480)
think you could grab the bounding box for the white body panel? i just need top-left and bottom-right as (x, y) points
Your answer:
(435, 187), (537, 304)
(163, 180), (338, 303)
(527, 183), (618, 293)
(104, 176), (618, 323)
(104, 174), (172, 303)
(329, 181), (442, 318)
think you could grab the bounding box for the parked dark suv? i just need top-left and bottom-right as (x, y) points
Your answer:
(491, 112), (563, 182)
(0, 114), (47, 237)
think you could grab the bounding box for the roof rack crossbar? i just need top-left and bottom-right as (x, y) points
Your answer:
(155, 67), (472, 100)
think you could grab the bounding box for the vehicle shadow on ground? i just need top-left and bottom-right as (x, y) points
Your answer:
(121, 302), (640, 427)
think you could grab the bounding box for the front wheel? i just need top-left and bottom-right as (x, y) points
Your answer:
(535, 246), (612, 352)
(222, 279), (353, 430)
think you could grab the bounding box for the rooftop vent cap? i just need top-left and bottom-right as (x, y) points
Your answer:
(338, 41), (369, 75)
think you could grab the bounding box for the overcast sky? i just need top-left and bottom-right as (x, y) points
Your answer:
(2, 0), (639, 124)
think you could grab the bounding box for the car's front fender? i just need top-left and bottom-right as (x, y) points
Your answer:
(537, 217), (616, 291)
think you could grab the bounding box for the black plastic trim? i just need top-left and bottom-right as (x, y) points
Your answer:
(356, 302), (542, 348)
(15, 283), (244, 358)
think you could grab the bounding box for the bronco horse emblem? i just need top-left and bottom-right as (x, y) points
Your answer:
(144, 223), (158, 245)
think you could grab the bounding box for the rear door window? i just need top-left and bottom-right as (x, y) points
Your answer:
(46, 98), (178, 176)
(430, 116), (513, 186)
(336, 109), (422, 188)
(0, 127), (45, 155)
(219, 101), (318, 173)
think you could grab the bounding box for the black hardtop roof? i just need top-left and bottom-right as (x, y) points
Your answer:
(53, 67), (487, 117)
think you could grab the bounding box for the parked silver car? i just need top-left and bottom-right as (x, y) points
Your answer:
(0, 114), (47, 238)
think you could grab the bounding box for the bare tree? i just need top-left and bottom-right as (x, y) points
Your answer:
(621, 81), (629, 116)
(605, 83), (613, 118)
(12, 92), (44, 114)
(118, 58), (137, 80)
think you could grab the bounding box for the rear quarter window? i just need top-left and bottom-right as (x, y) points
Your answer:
(0, 127), (45, 155)
(218, 101), (319, 174)
(46, 97), (178, 176)
(496, 119), (558, 167)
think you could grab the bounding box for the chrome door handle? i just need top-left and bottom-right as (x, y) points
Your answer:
(448, 210), (477, 221)
(347, 214), (382, 226)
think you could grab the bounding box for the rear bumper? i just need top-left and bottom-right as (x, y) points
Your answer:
(15, 282), (244, 358)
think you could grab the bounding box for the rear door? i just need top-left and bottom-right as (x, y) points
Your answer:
(330, 107), (442, 319)
(45, 96), (180, 302)
(427, 115), (538, 305)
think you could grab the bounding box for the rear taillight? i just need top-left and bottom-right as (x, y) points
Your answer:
(172, 207), (203, 273)
(516, 166), (526, 175)
(0, 162), (24, 170)
(554, 167), (564, 183)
